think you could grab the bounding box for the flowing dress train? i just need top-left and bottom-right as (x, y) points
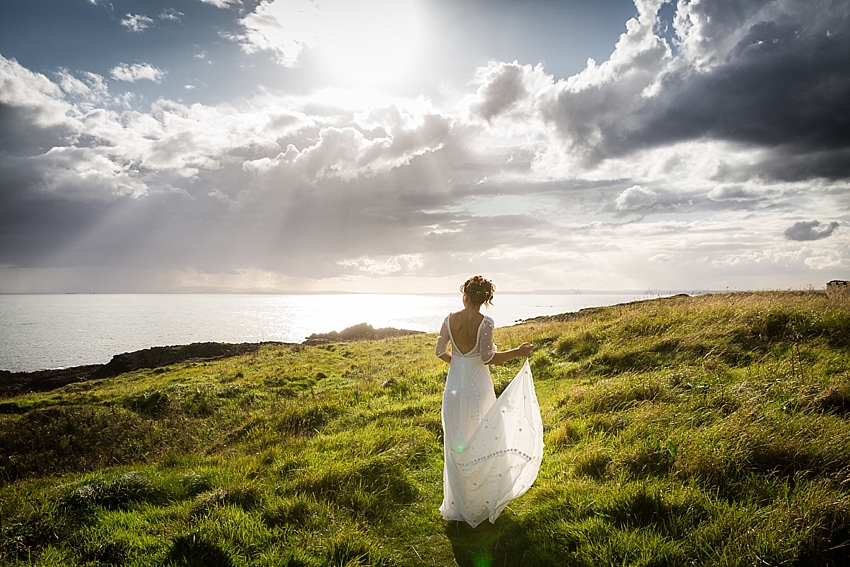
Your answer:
(436, 314), (544, 527)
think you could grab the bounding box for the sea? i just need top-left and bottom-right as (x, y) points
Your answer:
(0, 293), (654, 372)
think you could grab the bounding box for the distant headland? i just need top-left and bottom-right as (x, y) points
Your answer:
(0, 323), (422, 400)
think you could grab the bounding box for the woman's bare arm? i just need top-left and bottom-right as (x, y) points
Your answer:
(486, 342), (533, 365)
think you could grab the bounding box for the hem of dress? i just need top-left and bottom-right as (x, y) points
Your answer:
(440, 510), (501, 528)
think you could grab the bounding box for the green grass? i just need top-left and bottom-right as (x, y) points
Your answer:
(1, 291), (849, 566)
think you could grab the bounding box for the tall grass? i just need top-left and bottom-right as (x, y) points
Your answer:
(1, 291), (848, 565)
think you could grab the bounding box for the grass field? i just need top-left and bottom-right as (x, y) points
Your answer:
(1, 291), (849, 566)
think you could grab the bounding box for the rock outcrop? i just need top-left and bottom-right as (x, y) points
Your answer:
(302, 323), (424, 345)
(0, 365), (102, 401)
(827, 280), (849, 300)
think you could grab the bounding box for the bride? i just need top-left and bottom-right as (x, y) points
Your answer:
(435, 275), (544, 527)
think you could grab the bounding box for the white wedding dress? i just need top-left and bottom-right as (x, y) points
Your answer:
(436, 314), (544, 527)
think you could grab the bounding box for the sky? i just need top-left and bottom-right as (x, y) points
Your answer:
(0, 0), (848, 294)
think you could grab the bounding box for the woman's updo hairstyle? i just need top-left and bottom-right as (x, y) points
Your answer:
(460, 275), (495, 307)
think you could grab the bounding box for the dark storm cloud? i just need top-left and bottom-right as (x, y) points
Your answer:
(637, 2), (846, 172)
(0, 181), (112, 268)
(634, 15), (850, 179)
(727, 147), (850, 183)
(472, 0), (850, 182)
(0, 104), (76, 156)
(784, 220), (840, 241)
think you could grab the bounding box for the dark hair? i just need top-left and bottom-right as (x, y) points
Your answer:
(460, 275), (495, 307)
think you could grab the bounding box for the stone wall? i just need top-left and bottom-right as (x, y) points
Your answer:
(826, 280), (850, 299)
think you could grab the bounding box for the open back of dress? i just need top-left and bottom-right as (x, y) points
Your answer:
(436, 314), (544, 527)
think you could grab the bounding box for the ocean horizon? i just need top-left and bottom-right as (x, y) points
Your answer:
(0, 292), (673, 373)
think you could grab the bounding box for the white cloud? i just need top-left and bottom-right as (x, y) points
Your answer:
(804, 250), (850, 270)
(121, 13), (154, 32)
(707, 184), (765, 201)
(110, 63), (165, 83)
(159, 9), (183, 21)
(615, 185), (658, 211)
(55, 69), (91, 97)
(339, 254), (424, 275)
(54, 69), (111, 111)
(712, 249), (803, 267)
(244, 107), (452, 180)
(2, 55), (289, 198)
(31, 145), (149, 200)
(197, 0), (240, 8)
(0, 55), (72, 129)
(235, 0), (318, 66)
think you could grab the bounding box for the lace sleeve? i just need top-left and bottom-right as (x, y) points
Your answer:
(479, 316), (496, 364)
(435, 316), (450, 357)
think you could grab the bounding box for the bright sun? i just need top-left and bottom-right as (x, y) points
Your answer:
(314, 0), (424, 88)
(243, 0), (425, 88)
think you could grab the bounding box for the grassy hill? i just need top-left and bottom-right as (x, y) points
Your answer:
(1, 291), (849, 566)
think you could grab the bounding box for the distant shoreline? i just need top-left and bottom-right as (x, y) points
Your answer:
(0, 292), (657, 373)
(0, 289), (725, 296)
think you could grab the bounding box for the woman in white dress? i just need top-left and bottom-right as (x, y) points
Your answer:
(435, 275), (544, 527)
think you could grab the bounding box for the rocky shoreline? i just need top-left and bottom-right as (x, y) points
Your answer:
(0, 323), (423, 399)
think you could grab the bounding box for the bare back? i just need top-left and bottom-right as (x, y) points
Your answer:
(449, 310), (485, 355)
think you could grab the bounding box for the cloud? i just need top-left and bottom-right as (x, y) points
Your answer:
(159, 9), (184, 22)
(2, 55), (282, 200)
(54, 69), (111, 109)
(197, 0), (240, 8)
(244, 106), (452, 180)
(121, 13), (154, 32)
(673, 0), (777, 68)
(784, 220), (840, 241)
(1, 52), (450, 213)
(110, 63), (165, 83)
(707, 184), (765, 201)
(338, 254), (424, 275)
(0, 56), (78, 155)
(1, 56), (66, 116)
(467, 62), (531, 122)
(3, 1), (850, 293)
(462, 0), (850, 182)
(805, 250), (850, 270)
(615, 185), (657, 211)
(234, 0), (318, 66)
(712, 249), (803, 267)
